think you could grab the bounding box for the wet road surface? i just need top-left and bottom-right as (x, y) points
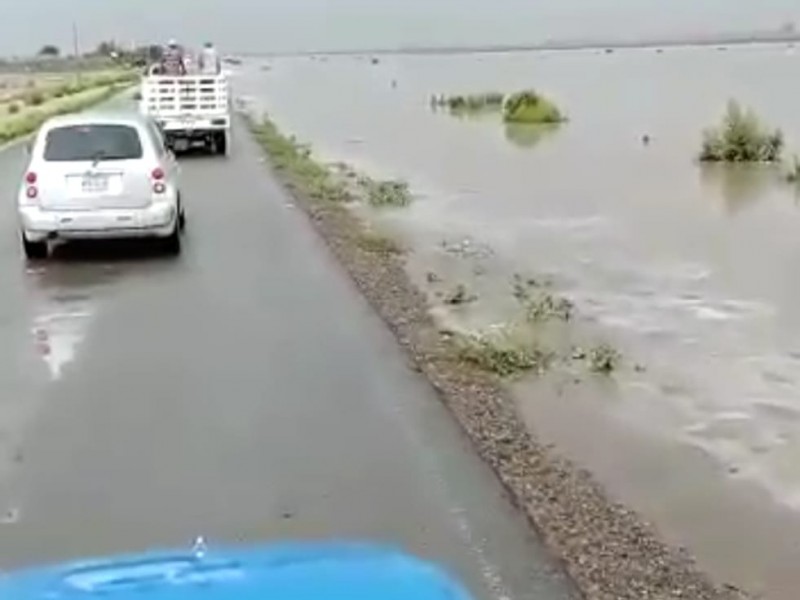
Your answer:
(0, 124), (577, 599)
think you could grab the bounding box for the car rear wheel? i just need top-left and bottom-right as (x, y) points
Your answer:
(163, 222), (181, 256)
(22, 234), (48, 260)
(177, 195), (186, 231)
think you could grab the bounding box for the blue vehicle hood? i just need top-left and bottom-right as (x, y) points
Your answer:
(0, 541), (472, 600)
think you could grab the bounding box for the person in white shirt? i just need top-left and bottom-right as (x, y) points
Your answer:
(160, 39), (186, 76)
(198, 42), (221, 75)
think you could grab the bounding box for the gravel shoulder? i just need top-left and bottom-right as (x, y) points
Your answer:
(246, 113), (751, 600)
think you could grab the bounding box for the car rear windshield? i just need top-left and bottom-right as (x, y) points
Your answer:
(43, 124), (143, 162)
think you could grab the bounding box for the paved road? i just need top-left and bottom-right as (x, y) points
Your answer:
(0, 120), (576, 600)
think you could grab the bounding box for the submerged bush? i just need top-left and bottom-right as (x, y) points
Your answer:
(700, 101), (784, 162)
(524, 293), (573, 322)
(453, 329), (548, 377)
(503, 90), (565, 124)
(362, 178), (412, 207)
(435, 92), (505, 113)
(588, 344), (622, 374)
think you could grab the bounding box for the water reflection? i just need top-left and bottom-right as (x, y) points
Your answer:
(503, 123), (559, 149)
(699, 163), (781, 215)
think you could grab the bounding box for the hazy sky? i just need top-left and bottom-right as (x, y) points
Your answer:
(1, 0), (798, 55)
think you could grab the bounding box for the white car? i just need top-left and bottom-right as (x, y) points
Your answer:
(17, 112), (185, 259)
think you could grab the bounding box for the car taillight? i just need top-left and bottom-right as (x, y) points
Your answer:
(151, 167), (166, 194)
(25, 172), (37, 184)
(26, 186), (38, 199)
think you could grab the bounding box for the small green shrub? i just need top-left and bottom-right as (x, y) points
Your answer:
(512, 275), (571, 322)
(503, 90), (565, 124)
(453, 330), (546, 376)
(25, 91), (45, 106)
(6, 103), (20, 115)
(588, 344), (622, 374)
(362, 179), (412, 207)
(524, 293), (573, 322)
(700, 101), (783, 162)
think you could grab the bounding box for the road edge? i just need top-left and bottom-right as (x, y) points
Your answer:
(245, 114), (750, 600)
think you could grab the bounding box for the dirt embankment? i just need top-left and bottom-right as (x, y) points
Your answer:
(246, 113), (750, 600)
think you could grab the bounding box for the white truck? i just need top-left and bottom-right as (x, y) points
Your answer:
(139, 65), (231, 156)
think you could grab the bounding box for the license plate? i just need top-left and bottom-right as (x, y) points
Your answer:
(81, 175), (109, 194)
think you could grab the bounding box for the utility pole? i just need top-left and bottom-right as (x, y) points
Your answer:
(72, 21), (82, 83)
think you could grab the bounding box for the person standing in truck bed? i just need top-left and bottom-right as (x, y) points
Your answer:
(198, 42), (221, 75)
(160, 39), (187, 76)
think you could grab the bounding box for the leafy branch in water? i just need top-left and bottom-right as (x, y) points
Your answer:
(700, 100), (783, 162)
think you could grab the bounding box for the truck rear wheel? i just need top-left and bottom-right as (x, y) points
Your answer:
(215, 132), (228, 157)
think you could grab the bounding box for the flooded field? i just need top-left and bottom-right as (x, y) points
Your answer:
(234, 44), (800, 598)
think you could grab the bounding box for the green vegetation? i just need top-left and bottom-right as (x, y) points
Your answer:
(251, 119), (352, 204)
(432, 92), (505, 113)
(24, 91), (44, 106)
(524, 293), (574, 322)
(503, 90), (565, 124)
(250, 117), (416, 213)
(2, 70), (137, 106)
(587, 344), (622, 374)
(452, 329), (550, 377)
(512, 274), (572, 322)
(0, 84), (126, 144)
(700, 101), (784, 162)
(0, 68), (138, 145)
(359, 178), (413, 207)
(356, 230), (403, 255)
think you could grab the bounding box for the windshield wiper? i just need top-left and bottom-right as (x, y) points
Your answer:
(91, 150), (106, 167)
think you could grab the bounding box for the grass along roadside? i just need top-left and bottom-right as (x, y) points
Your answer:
(246, 111), (748, 600)
(0, 72), (137, 145)
(0, 70), (137, 107)
(0, 86), (120, 143)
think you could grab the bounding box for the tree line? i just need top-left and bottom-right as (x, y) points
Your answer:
(36, 40), (164, 66)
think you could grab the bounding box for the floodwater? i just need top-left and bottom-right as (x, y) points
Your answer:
(234, 44), (800, 598)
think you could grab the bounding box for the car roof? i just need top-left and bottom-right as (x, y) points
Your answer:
(0, 541), (474, 600)
(41, 111), (154, 131)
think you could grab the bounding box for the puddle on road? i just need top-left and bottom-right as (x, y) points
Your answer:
(22, 264), (122, 381)
(30, 297), (94, 380)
